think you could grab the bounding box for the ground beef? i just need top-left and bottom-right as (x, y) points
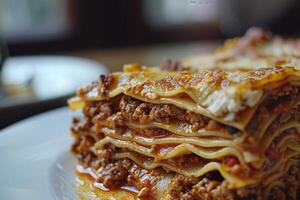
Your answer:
(166, 162), (300, 200)
(167, 176), (260, 200)
(165, 154), (208, 169)
(72, 135), (95, 155)
(97, 158), (132, 189)
(71, 134), (98, 167)
(132, 127), (172, 137)
(71, 117), (93, 133)
(267, 187), (285, 200)
(72, 80), (300, 200)
(117, 95), (241, 134)
(97, 143), (118, 159)
(280, 164), (300, 200)
(265, 163), (300, 200)
(241, 84), (300, 157)
(168, 175), (199, 200)
(247, 84), (300, 136)
(128, 165), (159, 199)
(80, 95), (239, 136)
(189, 179), (236, 200)
(72, 137), (300, 200)
(77, 74), (115, 99)
(149, 103), (185, 123)
(118, 95), (210, 128)
(83, 101), (113, 120)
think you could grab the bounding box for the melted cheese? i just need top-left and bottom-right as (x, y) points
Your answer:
(183, 28), (300, 70)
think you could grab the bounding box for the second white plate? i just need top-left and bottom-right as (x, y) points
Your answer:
(0, 107), (78, 200)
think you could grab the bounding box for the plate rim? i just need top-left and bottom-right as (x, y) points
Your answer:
(0, 106), (76, 200)
(1, 55), (108, 108)
(0, 106), (70, 134)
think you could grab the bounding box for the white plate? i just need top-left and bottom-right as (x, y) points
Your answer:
(0, 107), (79, 200)
(1, 55), (108, 106)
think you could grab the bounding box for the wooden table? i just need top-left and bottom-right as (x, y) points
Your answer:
(68, 41), (220, 72)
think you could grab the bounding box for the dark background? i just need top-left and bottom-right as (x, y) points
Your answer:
(4, 0), (300, 55)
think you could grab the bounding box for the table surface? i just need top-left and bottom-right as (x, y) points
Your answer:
(68, 41), (220, 72)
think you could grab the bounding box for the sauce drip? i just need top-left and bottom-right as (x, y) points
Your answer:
(75, 164), (138, 200)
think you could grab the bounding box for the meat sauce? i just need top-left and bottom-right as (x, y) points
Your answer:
(76, 165), (138, 200)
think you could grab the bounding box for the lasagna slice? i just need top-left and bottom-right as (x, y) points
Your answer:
(183, 27), (300, 70)
(69, 64), (300, 200)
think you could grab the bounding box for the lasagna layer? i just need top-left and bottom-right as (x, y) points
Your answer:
(183, 27), (300, 70)
(70, 65), (300, 130)
(71, 125), (300, 200)
(69, 65), (300, 200)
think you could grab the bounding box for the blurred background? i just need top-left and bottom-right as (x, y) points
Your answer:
(2, 0), (300, 55)
(1, 0), (300, 128)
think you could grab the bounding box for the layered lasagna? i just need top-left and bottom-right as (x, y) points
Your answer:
(69, 63), (300, 200)
(183, 27), (300, 70)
